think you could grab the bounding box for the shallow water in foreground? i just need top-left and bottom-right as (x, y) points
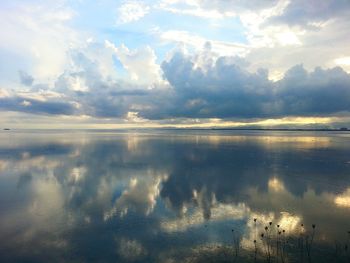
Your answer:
(0, 130), (350, 262)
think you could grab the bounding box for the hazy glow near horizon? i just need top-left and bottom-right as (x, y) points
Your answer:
(0, 0), (350, 128)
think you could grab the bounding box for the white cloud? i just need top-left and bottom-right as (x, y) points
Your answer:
(159, 0), (280, 18)
(159, 5), (234, 19)
(117, 1), (150, 24)
(237, 0), (303, 49)
(158, 0), (350, 79)
(0, 1), (80, 84)
(106, 41), (163, 86)
(21, 100), (32, 107)
(334, 56), (350, 73)
(160, 30), (248, 56)
(335, 56), (350, 66)
(67, 75), (89, 92)
(0, 88), (10, 98)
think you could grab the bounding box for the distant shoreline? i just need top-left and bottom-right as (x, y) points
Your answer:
(206, 128), (349, 132)
(2, 127), (349, 132)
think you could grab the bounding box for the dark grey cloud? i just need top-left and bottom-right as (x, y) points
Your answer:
(267, 0), (350, 27)
(138, 51), (350, 119)
(155, 52), (272, 118)
(0, 96), (76, 115)
(277, 65), (350, 115)
(18, 70), (34, 86)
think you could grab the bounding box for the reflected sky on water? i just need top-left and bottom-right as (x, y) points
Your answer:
(0, 130), (350, 262)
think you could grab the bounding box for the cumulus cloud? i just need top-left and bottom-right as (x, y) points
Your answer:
(50, 41), (168, 119)
(277, 65), (350, 115)
(1, 43), (350, 121)
(142, 48), (350, 119)
(106, 41), (163, 85)
(0, 0), (349, 126)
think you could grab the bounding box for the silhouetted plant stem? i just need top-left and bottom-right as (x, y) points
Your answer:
(306, 224), (316, 263)
(276, 224), (281, 262)
(346, 231), (350, 263)
(265, 225), (272, 263)
(299, 224), (304, 263)
(260, 233), (270, 263)
(334, 240), (343, 262)
(231, 229), (240, 261)
(280, 230), (286, 263)
(253, 239), (257, 263)
(254, 218), (257, 263)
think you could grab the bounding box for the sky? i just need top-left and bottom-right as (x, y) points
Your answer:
(1, 0), (350, 129)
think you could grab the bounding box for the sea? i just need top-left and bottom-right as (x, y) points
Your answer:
(0, 129), (350, 262)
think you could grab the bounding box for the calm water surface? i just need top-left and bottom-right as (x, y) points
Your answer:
(0, 130), (350, 262)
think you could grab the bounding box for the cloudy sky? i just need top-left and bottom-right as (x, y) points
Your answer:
(1, 0), (350, 129)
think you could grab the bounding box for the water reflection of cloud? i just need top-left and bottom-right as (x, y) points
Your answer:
(0, 156), (61, 175)
(29, 177), (64, 222)
(116, 238), (147, 261)
(241, 211), (301, 250)
(104, 171), (168, 220)
(16, 172), (32, 189)
(247, 178), (350, 242)
(268, 177), (285, 192)
(0, 176), (66, 249)
(0, 160), (8, 172)
(334, 188), (350, 208)
(126, 135), (143, 153)
(68, 166), (87, 184)
(0, 131), (350, 262)
(171, 134), (333, 150)
(161, 202), (249, 232)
